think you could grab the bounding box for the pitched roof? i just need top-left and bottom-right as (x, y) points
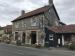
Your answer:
(59, 22), (66, 25)
(12, 6), (49, 22)
(49, 25), (75, 33)
(12, 4), (60, 22)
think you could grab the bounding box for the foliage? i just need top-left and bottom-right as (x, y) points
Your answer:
(5, 40), (11, 44)
(69, 43), (75, 50)
(64, 42), (75, 50)
(32, 44), (42, 48)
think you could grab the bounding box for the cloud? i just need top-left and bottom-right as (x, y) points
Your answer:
(0, 0), (75, 26)
(54, 0), (75, 25)
(0, 0), (48, 26)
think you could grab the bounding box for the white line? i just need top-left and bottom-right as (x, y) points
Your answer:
(15, 52), (24, 55)
(18, 50), (23, 52)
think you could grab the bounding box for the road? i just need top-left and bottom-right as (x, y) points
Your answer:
(0, 43), (75, 56)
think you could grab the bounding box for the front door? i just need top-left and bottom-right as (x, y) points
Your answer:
(22, 32), (26, 43)
(31, 31), (36, 44)
(15, 32), (18, 40)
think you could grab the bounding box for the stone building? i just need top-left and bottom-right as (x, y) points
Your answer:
(12, 0), (60, 46)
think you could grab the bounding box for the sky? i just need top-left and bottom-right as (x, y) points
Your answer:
(0, 0), (75, 26)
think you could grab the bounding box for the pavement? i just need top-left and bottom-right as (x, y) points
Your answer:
(0, 43), (75, 56)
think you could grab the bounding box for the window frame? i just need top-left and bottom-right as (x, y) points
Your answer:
(49, 34), (54, 40)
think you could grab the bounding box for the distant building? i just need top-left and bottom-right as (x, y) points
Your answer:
(4, 25), (12, 34)
(0, 27), (5, 41)
(0, 25), (12, 42)
(0, 27), (5, 37)
(12, 0), (61, 47)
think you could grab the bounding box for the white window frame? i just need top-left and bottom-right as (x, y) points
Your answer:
(49, 34), (54, 40)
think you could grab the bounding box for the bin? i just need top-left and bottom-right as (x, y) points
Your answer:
(44, 42), (49, 47)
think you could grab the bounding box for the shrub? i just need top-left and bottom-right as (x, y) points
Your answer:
(64, 44), (69, 48)
(32, 44), (42, 48)
(6, 40), (10, 44)
(32, 44), (37, 48)
(69, 43), (75, 50)
(64, 42), (75, 50)
(64, 43), (71, 48)
(36, 44), (42, 48)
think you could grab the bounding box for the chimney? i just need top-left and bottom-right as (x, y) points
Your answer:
(21, 10), (25, 15)
(49, 0), (53, 5)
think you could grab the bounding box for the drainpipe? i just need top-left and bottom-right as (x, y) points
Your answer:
(61, 26), (65, 46)
(62, 34), (64, 46)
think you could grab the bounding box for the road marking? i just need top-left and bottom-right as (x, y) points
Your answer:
(17, 52), (24, 55)
(18, 50), (23, 52)
(15, 52), (24, 55)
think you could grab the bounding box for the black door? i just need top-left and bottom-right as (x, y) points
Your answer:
(31, 31), (36, 44)
(22, 32), (26, 43)
(15, 32), (18, 40)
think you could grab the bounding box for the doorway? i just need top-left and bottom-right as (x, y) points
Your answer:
(15, 32), (18, 40)
(22, 32), (26, 43)
(31, 31), (36, 44)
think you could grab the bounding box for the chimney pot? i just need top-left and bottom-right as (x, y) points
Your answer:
(49, 0), (53, 5)
(21, 10), (25, 15)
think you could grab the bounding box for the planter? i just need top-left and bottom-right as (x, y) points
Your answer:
(44, 42), (49, 48)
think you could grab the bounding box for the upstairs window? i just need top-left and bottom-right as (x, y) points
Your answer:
(24, 23), (26, 28)
(31, 19), (37, 26)
(15, 23), (19, 28)
(22, 21), (26, 28)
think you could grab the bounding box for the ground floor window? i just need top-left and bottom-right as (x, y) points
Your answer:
(15, 32), (18, 40)
(49, 34), (54, 40)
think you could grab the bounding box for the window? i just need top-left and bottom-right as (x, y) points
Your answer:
(15, 23), (19, 28)
(22, 21), (26, 28)
(24, 23), (26, 28)
(31, 19), (37, 26)
(39, 17), (44, 29)
(49, 34), (54, 40)
(22, 21), (24, 27)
